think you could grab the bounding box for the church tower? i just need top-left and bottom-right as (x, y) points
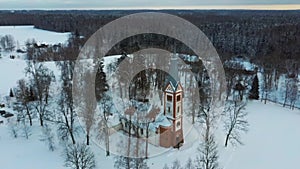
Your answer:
(160, 53), (184, 148)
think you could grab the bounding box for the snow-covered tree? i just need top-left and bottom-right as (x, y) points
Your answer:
(196, 134), (219, 169)
(14, 79), (34, 126)
(261, 68), (273, 104)
(25, 60), (55, 127)
(40, 123), (56, 151)
(56, 60), (78, 144)
(284, 78), (298, 109)
(7, 118), (19, 138)
(196, 92), (220, 169)
(64, 143), (96, 169)
(21, 120), (31, 139)
(97, 93), (113, 156)
(185, 158), (194, 169)
(171, 159), (182, 169)
(0, 34), (15, 52)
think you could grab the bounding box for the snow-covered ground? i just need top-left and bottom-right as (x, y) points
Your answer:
(0, 25), (70, 49)
(0, 57), (27, 97)
(0, 123), (66, 169)
(221, 101), (300, 169)
(1, 100), (299, 169)
(0, 25), (68, 98)
(0, 26), (299, 169)
(0, 57), (59, 98)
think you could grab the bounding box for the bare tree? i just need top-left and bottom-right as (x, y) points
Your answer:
(185, 158), (194, 169)
(57, 91), (78, 144)
(7, 118), (18, 138)
(284, 78), (298, 109)
(56, 60), (77, 144)
(97, 93), (113, 156)
(261, 68), (273, 104)
(25, 60), (55, 127)
(82, 69), (96, 145)
(0, 34), (15, 52)
(14, 79), (34, 126)
(21, 120), (31, 139)
(223, 101), (249, 147)
(196, 133), (219, 169)
(40, 123), (56, 151)
(114, 139), (131, 169)
(171, 159), (182, 169)
(114, 155), (131, 169)
(64, 143), (96, 169)
(196, 93), (220, 169)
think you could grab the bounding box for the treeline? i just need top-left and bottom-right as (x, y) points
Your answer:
(1, 10), (300, 71)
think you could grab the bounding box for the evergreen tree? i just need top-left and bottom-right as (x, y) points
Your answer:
(249, 75), (259, 100)
(95, 60), (109, 101)
(9, 88), (14, 97)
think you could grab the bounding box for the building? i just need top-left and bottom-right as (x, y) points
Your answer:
(119, 53), (184, 148)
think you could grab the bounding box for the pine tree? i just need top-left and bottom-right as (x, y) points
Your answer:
(249, 75), (259, 100)
(9, 88), (14, 97)
(95, 60), (109, 101)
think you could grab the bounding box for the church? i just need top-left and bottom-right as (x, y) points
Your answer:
(119, 53), (184, 148)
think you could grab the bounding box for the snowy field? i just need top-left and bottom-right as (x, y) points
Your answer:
(0, 25), (70, 48)
(1, 100), (299, 169)
(0, 57), (59, 97)
(0, 25), (69, 97)
(221, 101), (300, 169)
(0, 124), (66, 169)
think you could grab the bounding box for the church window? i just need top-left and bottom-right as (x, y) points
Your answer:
(177, 95), (181, 102)
(177, 121), (180, 128)
(167, 95), (172, 101)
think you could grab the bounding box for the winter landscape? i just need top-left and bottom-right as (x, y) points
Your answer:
(0, 3), (300, 169)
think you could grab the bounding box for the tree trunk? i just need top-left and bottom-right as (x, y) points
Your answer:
(39, 114), (44, 127)
(70, 130), (76, 144)
(145, 124), (149, 159)
(225, 134), (230, 147)
(264, 91), (267, 104)
(86, 134), (90, 145)
(127, 116), (132, 166)
(25, 106), (32, 126)
(105, 127), (110, 156)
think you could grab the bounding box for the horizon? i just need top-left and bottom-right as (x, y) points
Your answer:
(2, 5), (300, 11)
(0, 2), (300, 10)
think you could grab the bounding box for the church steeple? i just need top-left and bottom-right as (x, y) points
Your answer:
(160, 48), (184, 149)
(169, 52), (179, 85)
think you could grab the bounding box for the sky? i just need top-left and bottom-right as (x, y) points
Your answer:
(0, 0), (300, 10)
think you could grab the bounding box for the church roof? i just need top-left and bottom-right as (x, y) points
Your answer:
(165, 53), (182, 92)
(149, 113), (172, 132)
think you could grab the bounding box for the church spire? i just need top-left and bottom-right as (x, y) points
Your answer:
(169, 48), (179, 86)
(170, 53), (178, 81)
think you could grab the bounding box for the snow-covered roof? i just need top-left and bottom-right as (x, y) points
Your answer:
(149, 113), (172, 132)
(224, 56), (257, 71)
(165, 81), (183, 93)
